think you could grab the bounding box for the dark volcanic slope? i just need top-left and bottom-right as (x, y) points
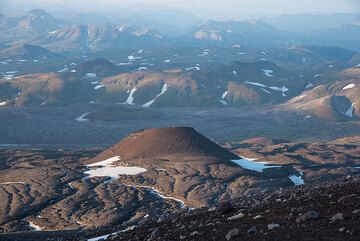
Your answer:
(90, 127), (239, 162)
(4, 175), (359, 241)
(84, 175), (360, 241)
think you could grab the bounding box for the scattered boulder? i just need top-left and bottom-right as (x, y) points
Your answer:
(247, 226), (258, 235)
(217, 201), (234, 215)
(227, 212), (245, 221)
(267, 223), (280, 230)
(330, 213), (344, 222)
(190, 231), (201, 236)
(254, 215), (263, 220)
(147, 228), (159, 241)
(296, 211), (319, 223)
(226, 228), (239, 240)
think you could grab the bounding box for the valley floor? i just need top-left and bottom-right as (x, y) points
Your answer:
(0, 104), (359, 148)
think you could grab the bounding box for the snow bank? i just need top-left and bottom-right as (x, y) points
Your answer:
(94, 84), (104, 90)
(75, 112), (90, 122)
(343, 84), (355, 90)
(84, 156), (146, 183)
(142, 84), (168, 107)
(262, 69), (273, 77)
(124, 87), (137, 105)
(86, 73), (96, 78)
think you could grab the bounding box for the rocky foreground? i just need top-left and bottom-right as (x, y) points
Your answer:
(2, 175), (359, 241)
(82, 175), (360, 241)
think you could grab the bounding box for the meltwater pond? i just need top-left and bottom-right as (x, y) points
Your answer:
(231, 157), (281, 172)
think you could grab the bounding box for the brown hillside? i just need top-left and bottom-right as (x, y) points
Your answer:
(90, 127), (239, 162)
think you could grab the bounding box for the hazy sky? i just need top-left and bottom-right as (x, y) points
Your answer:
(2, 0), (360, 19)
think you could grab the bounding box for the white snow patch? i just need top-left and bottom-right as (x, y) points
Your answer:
(94, 84), (104, 90)
(124, 87), (137, 105)
(343, 84), (355, 90)
(306, 82), (313, 89)
(199, 51), (208, 57)
(262, 69), (273, 77)
(231, 157), (281, 172)
(261, 88), (271, 94)
(304, 115), (312, 119)
(28, 221), (43, 231)
(0, 182), (25, 185)
(244, 80), (267, 88)
(0, 102), (6, 106)
(86, 73), (96, 78)
(289, 172), (305, 185)
(75, 112), (90, 122)
(128, 55), (142, 61)
(222, 91), (228, 100)
(126, 184), (186, 209)
(142, 84), (168, 107)
(314, 74), (323, 78)
(57, 67), (68, 73)
(232, 71), (237, 76)
(218, 100), (228, 106)
(71, 70), (76, 73)
(138, 67), (148, 71)
(84, 156), (146, 183)
(269, 86), (288, 97)
(141, 186), (186, 208)
(185, 67), (200, 71)
(118, 62), (132, 66)
(164, 59), (170, 63)
(87, 226), (136, 241)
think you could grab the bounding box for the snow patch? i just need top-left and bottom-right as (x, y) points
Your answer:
(218, 100), (228, 106)
(75, 112), (90, 122)
(28, 221), (43, 231)
(185, 67), (200, 71)
(142, 84), (168, 107)
(124, 87), (137, 105)
(118, 62), (132, 66)
(86, 73), (96, 78)
(343, 84), (355, 90)
(262, 69), (273, 77)
(94, 84), (104, 90)
(306, 82), (313, 89)
(84, 156), (146, 183)
(57, 67), (68, 73)
(0, 182), (25, 185)
(221, 91), (228, 100)
(87, 226), (136, 241)
(261, 88), (271, 94)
